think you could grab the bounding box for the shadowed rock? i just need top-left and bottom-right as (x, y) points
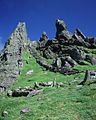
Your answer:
(56, 19), (72, 41)
(7, 86), (42, 97)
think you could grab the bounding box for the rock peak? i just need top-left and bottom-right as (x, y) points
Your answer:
(16, 22), (26, 33)
(12, 22), (27, 41)
(0, 22), (29, 89)
(4, 22), (28, 49)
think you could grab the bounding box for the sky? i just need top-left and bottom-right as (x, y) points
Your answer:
(0, 0), (96, 49)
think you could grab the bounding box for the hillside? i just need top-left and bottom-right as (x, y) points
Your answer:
(0, 19), (96, 120)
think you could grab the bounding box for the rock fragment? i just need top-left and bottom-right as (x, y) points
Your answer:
(20, 108), (31, 114)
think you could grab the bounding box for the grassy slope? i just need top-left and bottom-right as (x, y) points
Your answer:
(0, 50), (96, 120)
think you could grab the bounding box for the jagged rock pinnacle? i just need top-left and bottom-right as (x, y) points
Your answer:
(0, 22), (29, 90)
(15, 22), (27, 41)
(56, 19), (72, 40)
(5, 22), (28, 48)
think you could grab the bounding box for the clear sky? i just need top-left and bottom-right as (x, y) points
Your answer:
(0, 0), (96, 49)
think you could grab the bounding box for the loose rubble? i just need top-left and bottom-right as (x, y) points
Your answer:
(7, 86), (42, 97)
(7, 81), (67, 97)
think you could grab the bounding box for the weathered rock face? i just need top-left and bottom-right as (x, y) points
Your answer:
(56, 19), (72, 41)
(35, 19), (96, 74)
(85, 55), (96, 65)
(0, 22), (28, 90)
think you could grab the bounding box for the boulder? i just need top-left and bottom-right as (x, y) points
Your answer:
(61, 56), (77, 67)
(55, 19), (72, 41)
(43, 48), (55, 59)
(64, 61), (72, 68)
(85, 55), (96, 65)
(69, 47), (83, 62)
(11, 90), (29, 97)
(38, 32), (48, 48)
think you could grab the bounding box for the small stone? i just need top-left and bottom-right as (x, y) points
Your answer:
(47, 81), (53, 87)
(2, 111), (8, 117)
(26, 70), (33, 75)
(7, 90), (13, 96)
(76, 85), (83, 90)
(20, 108), (31, 114)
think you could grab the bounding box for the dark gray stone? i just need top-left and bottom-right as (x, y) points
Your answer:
(56, 19), (72, 41)
(38, 32), (48, 48)
(85, 55), (96, 65)
(69, 47), (83, 62)
(7, 86), (42, 97)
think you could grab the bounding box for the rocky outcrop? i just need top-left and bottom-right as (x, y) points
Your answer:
(56, 19), (72, 41)
(0, 19), (96, 90)
(29, 45), (79, 75)
(0, 22), (28, 90)
(35, 19), (96, 74)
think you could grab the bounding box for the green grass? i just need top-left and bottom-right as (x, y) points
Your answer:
(0, 50), (96, 120)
